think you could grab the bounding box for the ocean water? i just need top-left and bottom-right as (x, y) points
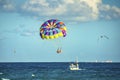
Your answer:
(0, 62), (120, 80)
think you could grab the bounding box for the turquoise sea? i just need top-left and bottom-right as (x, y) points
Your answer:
(0, 62), (120, 80)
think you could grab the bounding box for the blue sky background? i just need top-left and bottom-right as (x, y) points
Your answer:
(0, 0), (120, 62)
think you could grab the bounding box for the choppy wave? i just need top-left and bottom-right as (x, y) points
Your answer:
(0, 62), (120, 80)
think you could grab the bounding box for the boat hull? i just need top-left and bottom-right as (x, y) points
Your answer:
(70, 67), (80, 70)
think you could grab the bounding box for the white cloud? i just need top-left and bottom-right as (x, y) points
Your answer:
(99, 4), (120, 20)
(21, 0), (102, 21)
(22, 0), (49, 11)
(1, 0), (120, 22)
(80, 0), (102, 20)
(29, 0), (49, 7)
(111, 6), (120, 16)
(0, 0), (15, 11)
(3, 4), (15, 10)
(99, 4), (110, 11)
(22, 0), (66, 16)
(64, 0), (74, 4)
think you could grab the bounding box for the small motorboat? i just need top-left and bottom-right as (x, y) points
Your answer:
(69, 57), (80, 70)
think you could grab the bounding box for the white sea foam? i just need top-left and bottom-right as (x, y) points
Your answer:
(0, 72), (3, 75)
(32, 74), (35, 77)
(79, 68), (86, 70)
(1, 78), (10, 80)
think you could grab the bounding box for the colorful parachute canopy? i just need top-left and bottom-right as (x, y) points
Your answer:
(40, 19), (67, 39)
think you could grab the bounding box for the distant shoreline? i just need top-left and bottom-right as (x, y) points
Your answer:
(0, 62), (120, 63)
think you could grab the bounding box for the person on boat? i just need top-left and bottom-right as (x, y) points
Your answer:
(56, 48), (62, 53)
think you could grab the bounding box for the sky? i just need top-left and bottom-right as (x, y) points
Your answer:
(0, 0), (120, 62)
